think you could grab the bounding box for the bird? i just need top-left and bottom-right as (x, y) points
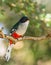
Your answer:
(5, 16), (29, 61)
(9, 16), (29, 45)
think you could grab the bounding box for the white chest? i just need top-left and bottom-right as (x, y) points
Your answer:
(16, 21), (29, 35)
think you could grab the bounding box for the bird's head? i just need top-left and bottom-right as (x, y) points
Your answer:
(19, 16), (29, 23)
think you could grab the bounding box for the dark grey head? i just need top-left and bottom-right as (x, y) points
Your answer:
(19, 16), (29, 23)
(10, 16), (29, 33)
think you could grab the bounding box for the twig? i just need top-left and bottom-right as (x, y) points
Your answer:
(0, 29), (51, 44)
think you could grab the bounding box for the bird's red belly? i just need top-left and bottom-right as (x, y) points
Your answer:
(11, 32), (21, 39)
(10, 32), (21, 45)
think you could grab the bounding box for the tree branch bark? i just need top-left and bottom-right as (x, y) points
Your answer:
(0, 29), (51, 44)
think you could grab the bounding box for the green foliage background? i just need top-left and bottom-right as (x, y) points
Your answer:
(0, 0), (51, 65)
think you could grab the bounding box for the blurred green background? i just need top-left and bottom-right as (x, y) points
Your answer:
(0, 0), (51, 65)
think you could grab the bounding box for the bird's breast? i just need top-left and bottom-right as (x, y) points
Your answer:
(16, 21), (29, 35)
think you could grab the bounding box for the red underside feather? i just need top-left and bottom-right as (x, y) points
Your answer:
(10, 32), (22, 45)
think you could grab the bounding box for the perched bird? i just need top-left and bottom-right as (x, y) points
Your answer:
(5, 16), (29, 61)
(9, 16), (29, 45)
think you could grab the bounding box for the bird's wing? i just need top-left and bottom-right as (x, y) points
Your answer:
(10, 21), (21, 33)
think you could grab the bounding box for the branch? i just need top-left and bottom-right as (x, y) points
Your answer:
(0, 28), (51, 44)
